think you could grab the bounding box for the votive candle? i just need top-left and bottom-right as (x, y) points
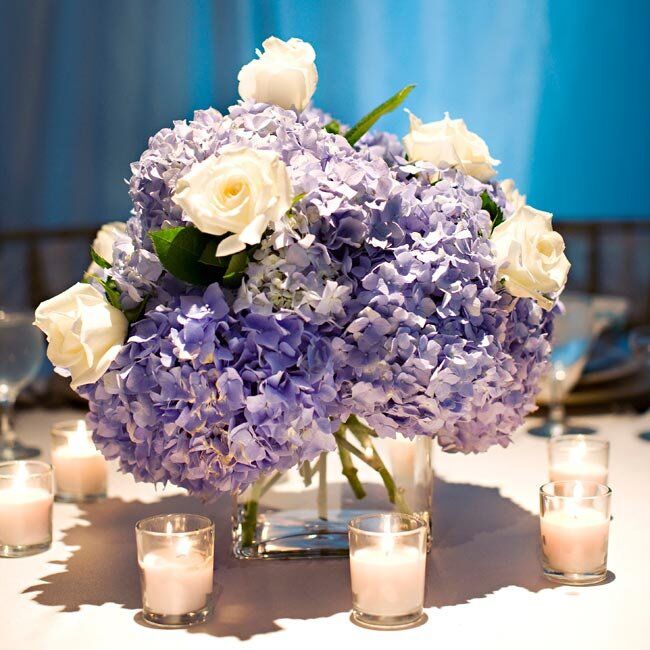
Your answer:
(136, 514), (215, 627)
(540, 481), (611, 585)
(51, 420), (107, 502)
(348, 513), (427, 629)
(0, 461), (53, 557)
(548, 436), (609, 485)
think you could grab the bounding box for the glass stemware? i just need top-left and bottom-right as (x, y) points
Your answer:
(0, 312), (44, 460)
(529, 294), (597, 437)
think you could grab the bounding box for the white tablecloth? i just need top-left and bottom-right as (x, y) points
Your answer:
(2, 409), (650, 650)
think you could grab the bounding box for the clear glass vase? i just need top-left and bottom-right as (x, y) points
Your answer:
(231, 434), (433, 560)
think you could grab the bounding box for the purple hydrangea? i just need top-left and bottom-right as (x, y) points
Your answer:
(79, 284), (340, 498)
(81, 101), (556, 495)
(332, 166), (553, 452)
(306, 105), (405, 165)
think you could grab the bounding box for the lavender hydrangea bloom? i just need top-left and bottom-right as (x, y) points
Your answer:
(333, 167), (552, 452)
(79, 100), (557, 495)
(356, 129), (405, 165)
(111, 238), (163, 309)
(80, 284), (339, 498)
(306, 105), (405, 165)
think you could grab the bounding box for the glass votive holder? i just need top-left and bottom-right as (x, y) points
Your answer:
(51, 420), (108, 503)
(548, 435), (609, 485)
(348, 512), (427, 629)
(540, 481), (611, 585)
(136, 513), (215, 627)
(0, 461), (53, 557)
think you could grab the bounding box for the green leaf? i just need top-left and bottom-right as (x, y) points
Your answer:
(222, 250), (249, 288)
(198, 238), (229, 267)
(90, 248), (111, 269)
(291, 192), (306, 206)
(84, 270), (148, 323)
(481, 191), (505, 233)
(123, 298), (148, 324)
(345, 84), (416, 146)
(324, 120), (341, 135)
(492, 213), (505, 231)
(150, 227), (221, 285)
(81, 272), (119, 307)
(100, 277), (123, 311)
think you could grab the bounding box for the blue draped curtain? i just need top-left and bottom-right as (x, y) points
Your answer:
(1, 0), (649, 232)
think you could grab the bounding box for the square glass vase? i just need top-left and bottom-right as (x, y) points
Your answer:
(232, 436), (433, 559)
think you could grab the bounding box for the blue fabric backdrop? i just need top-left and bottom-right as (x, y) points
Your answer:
(1, 0), (649, 231)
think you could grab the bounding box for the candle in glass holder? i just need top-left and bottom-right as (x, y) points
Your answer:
(0, 461), (53, 557)
(540, 481), (611, 585)
(548, 436), (609, 485)
(136, 514), (215, 627)
(348, 513), (427, 629)
(51, 420), (107, 502)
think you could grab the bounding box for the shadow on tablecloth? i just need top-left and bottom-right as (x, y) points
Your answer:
(24, 478), (556, 639)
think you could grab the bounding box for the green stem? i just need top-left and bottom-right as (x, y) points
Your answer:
(241, 416), (413, 549)
(299, 460), (315, 487)
(340, 418), (412, 515)
(335, 428), (366, 499)
(346, 414), (378, 438)
(333, 433), (398, 504)
(317, 453), (328, 520)
(240, 499), (259, 548)
(239, 479), (263, 548)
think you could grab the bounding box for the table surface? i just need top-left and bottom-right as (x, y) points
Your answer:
(2, 409), (650, 650)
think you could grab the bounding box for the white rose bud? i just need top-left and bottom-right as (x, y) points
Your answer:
(491, 205), (570, 309)
(238, 36), (318, 111)
(403, 111), (500, 182)
(88, 221), (128, 275)
(172, 147), (292, 258)
(500, 179), (526, 212)
(34, 283), (128, 388)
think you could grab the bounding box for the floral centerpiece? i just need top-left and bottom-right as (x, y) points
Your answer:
(35, 37), (569, 557)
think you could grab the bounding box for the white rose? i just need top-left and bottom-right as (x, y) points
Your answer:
(500, 179), (526, 212)
(491, 205), (570, 309)
(88, 221), (127, 275)
(403, 111), (500, 182)
(172, 147), (292, 257)
(238, 36), (318, 111)
(34, 283), (128, 388)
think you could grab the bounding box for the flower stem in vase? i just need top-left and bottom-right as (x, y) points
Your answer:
(346, 416), (412, 514)
(335, 417), (413, 515)
(335, 427), (366, 499)
(299, 460), (314, 487)
(239, 478), (264, 548)
(317, 453), (328, 520)
(240, 500), (258, 548)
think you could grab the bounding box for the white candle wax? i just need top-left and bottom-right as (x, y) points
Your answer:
(0, 487), (53, 547)
(541, 508), (609, 573)
(350, 545), (426, 617)
(549, 462), (607, 486)
(139, 546), (213, 616)
(52, 446), (107, 498)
